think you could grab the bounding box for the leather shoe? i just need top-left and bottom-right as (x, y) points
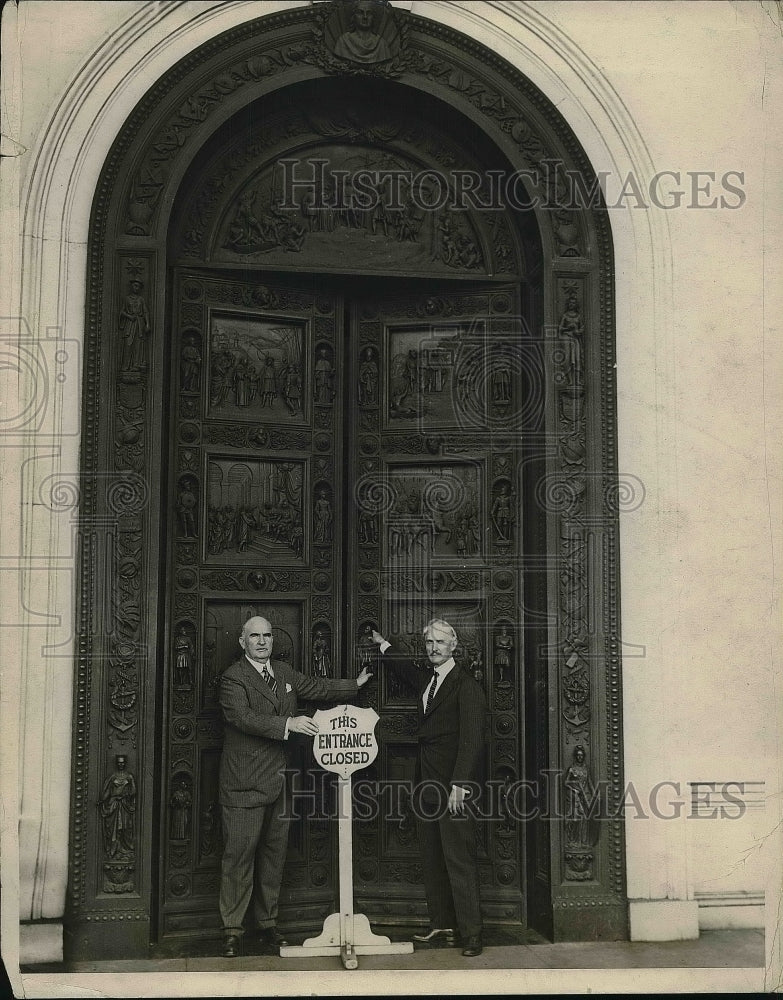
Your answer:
(259, 926), (289, 949)
(461, 936), (483, 957)
(412, 927), (457, 946)
(222, 934), (240, 958)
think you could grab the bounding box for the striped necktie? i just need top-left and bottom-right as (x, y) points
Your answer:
(425, 671), (438, 712)
(261, 664), (277, 696)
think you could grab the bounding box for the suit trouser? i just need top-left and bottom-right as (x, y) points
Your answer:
(219, 782), (290, 935)
(415, 806), (482, 939)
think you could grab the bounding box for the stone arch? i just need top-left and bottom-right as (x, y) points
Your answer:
(9, 5), (672, 960)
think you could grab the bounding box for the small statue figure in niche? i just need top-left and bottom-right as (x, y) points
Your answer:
(470, 648), (484, 685)
(314, 348), (336, 405)
(199, 801), (222, 859)
(169, 777), (192, 841)
(564, 744), (597, 847)
(358, 506), (378, 545)
(313, 489), (333, 544)
(174, 624), (194, 690)
(499, 771), (515, 833)
(98, 755), (137, 859)
(493, 625), (514, 686)
(358, 348), (379, 406)
(204, 636), (218, 699)
(492, 354), (512, 404)
(118, 279), (151, 372)
(176, 480), (198, 538)
(333, 0), (392, 65)
(180, 336), (201, 393)
(312, 629), (331, 678)
(558, 291), (584, 387)
(359, 625), (377, 668)
(491, 483), (514, 543)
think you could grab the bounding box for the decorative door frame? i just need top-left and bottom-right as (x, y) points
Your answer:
(67, 1), (626, 958)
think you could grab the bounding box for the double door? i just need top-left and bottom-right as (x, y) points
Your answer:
(159, 271), (529, 941)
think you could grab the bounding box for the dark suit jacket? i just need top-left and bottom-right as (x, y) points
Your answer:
(219, 656), (358, 807)
(383, 643), (488, 792)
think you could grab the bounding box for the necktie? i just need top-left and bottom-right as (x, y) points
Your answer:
(425, 672), (438, 712)
(261, 665), (277, 696)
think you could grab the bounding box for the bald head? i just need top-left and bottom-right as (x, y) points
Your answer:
(239, 616), (274, 663)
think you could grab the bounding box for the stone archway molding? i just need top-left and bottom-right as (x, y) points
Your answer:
(4, 0), (672, 966)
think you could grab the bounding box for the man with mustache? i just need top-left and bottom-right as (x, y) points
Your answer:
(371, 618), (488, 956)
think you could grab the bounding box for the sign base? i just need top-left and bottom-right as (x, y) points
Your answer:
(280, 913), (414, 969)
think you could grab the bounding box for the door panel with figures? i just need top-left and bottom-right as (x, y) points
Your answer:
(347, 285), (529, 925)
(159, 274), (530, 941)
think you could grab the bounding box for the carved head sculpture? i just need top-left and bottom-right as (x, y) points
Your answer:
(353, 0), (379, 31)
(573, 744), (586, 764)
(115, 754), (127, 770)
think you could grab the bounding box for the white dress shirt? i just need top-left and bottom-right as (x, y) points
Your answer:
(245, 655), (290, 739)
(422, 657), (456, 712)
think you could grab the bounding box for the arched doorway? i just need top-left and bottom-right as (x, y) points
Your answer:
(68, 2), (625, 959)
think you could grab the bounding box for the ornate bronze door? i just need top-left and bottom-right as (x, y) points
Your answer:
(159, 274), (530, 943)
(160, 273), (346, 940)
(347, 285), (528, 925)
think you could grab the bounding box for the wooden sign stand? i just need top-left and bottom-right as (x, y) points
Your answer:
(280, 706), (413, 969)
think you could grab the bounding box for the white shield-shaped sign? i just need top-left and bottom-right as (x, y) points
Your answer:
(312, 704), (379, 779)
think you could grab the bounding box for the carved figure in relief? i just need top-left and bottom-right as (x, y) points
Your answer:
(314, 348), (335, 404)
(199, 801), (222, 858)
(470, 648), (484, 685)
(169, 778), (193, 841)
(232, 359), (253, 407)
(564, 744), (596, 847)
(260, 356), (278, 407)
(493, 625), (513, 685)
(358, 348), (379, 406)
(180, 337), (202, 392)
(98, 755), (137, 859)
(333, 0), (392, 65)
(177, 481), (198, 538)
(558, 292), (584, 386)
(312, 629), (331, 678)
(358, 625), (376, 673)
(313, 489), (333, 544)
(282, 364), (302, 413)
(174, 625), (194, 689)
(491, 484), (514, 543)
(210, 349), (235, 407)
(358, 505), (378, 545)
(492, 355), (512, 404)
(118, 279), (151, 372)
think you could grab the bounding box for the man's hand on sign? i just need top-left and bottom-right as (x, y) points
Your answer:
(356, 665), (373, 687)
(288, 715), (319, 736)
(448, 784), (470, 815)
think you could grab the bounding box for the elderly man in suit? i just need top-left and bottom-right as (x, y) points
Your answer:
(371, 619), (488, 957)
(219, 615), (372, 957)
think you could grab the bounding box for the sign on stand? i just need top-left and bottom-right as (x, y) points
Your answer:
(279, 704), (414, 969)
